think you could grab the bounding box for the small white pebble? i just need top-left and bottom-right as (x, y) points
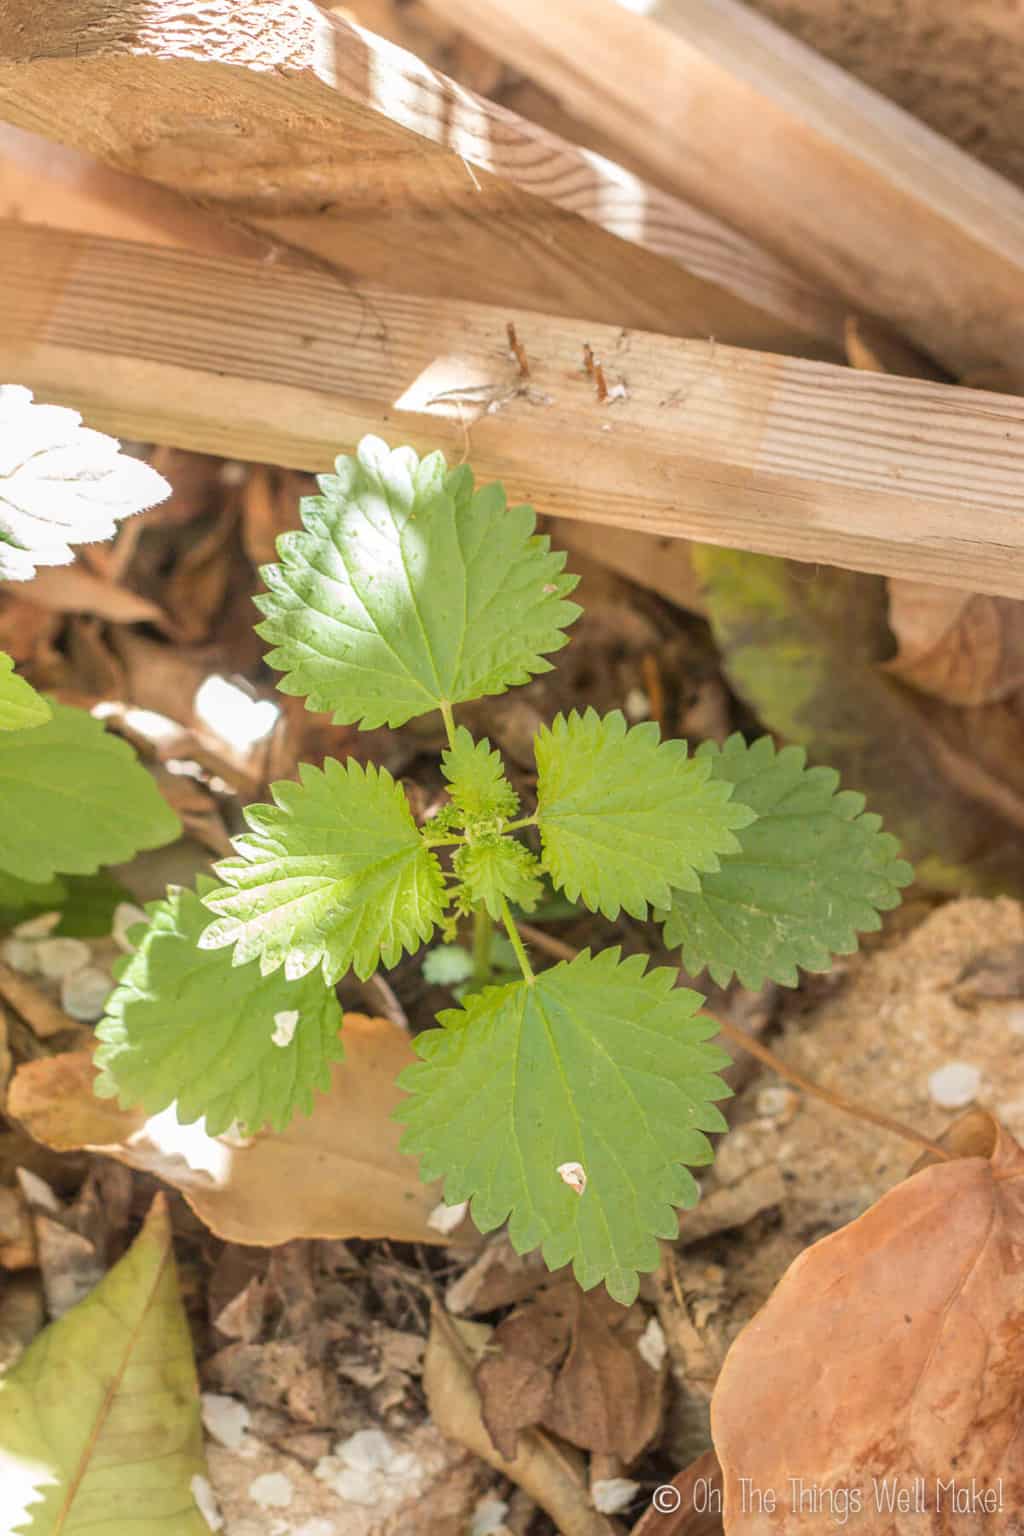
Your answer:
(557, 1161), (587, 1196)
(1, 937), (39, 975)
(928, 1061), (982, 1110)
(13, 910), (61, 939)
(293, 1522), (337, 1536)
(636, 1316), (666, 1371)
(112, 902), (148, 952)
(603, 382), (629, 403)
(36, 937), (90, 981)
(191, 1474), (224, 1532)
(471, 1496), (510, 1536)
(756, 1085), (800, 1120)
(623, 687), (650, 722)
(61, 966), (112, 1022)
(592, 1478), (641, 1514)
(219, 460), (247, 486)
(201, 1391), (251, 1449)
(427, 1199), (468, 1235)
(248, 1472), (293, 1509)
(272, 1009), (299, 1047)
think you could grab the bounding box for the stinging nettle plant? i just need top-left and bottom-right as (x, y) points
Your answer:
(93, 436), (913, 1304)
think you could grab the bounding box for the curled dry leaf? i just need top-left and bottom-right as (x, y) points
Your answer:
(8, 1016), (451, 1246)
(711, 1115), (1024, 1532)
(886, 580), (1024, 706)
(477, 1277), (665, 1463)
(24, 564), (170, 628)
(423, 1305), (618, 1536)
(630, 1448), (724, 1536)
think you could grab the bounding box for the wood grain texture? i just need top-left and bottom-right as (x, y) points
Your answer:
(5, 220), (1024, 601)
(422, 0), (1024, 387)
(0, 0), (842, 356)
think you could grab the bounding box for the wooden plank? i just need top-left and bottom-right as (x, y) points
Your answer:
(0, 0), (842, 358)
(5, 221), (1024, 600)
(421, 0), (1024, 388)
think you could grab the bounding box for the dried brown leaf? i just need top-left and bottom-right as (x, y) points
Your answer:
(711, 1120), (1024, 1531)
(631, 1449), (724, 1536)
(26, 564), (171, 627)
(886, 581), (1024, 706)
(477, 1278), (664, 1463)
(164, 508), (238, 642)
(424, 1306), (618, 1536)
(8, 1016), (448, 1246)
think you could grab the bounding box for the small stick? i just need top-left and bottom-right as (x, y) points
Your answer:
(582, 342), (595, 376)
(594, 361), (609, 403)
(506, 321), (530, 378)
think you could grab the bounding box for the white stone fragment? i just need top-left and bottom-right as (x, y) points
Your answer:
(191, 1474), (225, 1532)
(756, 1085), (799, 1119)
(557, 1161), (587, 1196)
(35, 937), (90, 981)
(248, 1472), (294, 1509)
(592, 1478), (641, 1514)
(928, 1061), (982, 1110)
(315, 1428), (423, 1507)
(61, 966), (112, 1021)
(427, 1199), (469, 1235)
(1, 937), (39, 974)
(623, 687), (650, 722)
(112, 902), (148, 952)
(271, 1009), (300, 1048)
(636, 1316), (667, 1371)
(471, 1496), (511, 1535)
(201, 1391), (251, 1449)
(13, 910), (61, 939)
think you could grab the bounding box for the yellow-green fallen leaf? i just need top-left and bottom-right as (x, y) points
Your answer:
(0, 1194), (211, 1534)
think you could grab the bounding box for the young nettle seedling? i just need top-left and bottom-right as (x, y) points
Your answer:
(94, 436), (913, 1303)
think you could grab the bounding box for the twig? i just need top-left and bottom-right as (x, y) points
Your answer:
(507, 321), (530, 378)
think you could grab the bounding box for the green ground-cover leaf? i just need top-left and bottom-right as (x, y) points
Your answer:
(534, 708), (754, 919)
(442, 727), (518, 821)
(201, 758), (445, 983)
(94, 880), (345, 1134)
(0, 1194), (209, 1535)
(0, 652), (51, 731)
(255, 436), (580, 729)
(0, 871), (67, 931)
(0, 703), (181, 884)
(661, 734), (914, 988)
(397, 948), (730, 1304)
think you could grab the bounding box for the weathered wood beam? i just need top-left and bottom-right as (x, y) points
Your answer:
(5, 221), (1024, 600)
(0, 0), (842, 357)
(422, 0), (1024, 388)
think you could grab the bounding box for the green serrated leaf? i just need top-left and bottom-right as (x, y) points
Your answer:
(254, 436), (580, 729)
(661, 734), (914, 988)
(397, 948), (730, 1304)
(0, 703), (181, 884)
(0, 1194), (209, 1535)
(453, 838), (543, 919)
(535, 708), (755, 920)
(422, 943), (476, 986)
(200, 758), (445, 983)
(0, 652), (51, 731)
(94, 880), (345, 1135)
(55, 871), (137, 938)
(442, 727), (518, 820)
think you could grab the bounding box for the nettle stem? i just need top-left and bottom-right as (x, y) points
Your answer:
(439, 700), (457, 750)
(471, 904), (494, 988)
(500, 895), (535, 983)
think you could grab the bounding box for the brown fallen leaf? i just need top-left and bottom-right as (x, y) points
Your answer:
(25, 564), (171, 628)
(478, 1276), (665, 1463)
(0, 962), (72, 1040)
(711, 1118), (1024, 1532)
(843, 314), (945, 381)
(8, 1015), (451, 1246)
(424, 1306), (619, 1536)
(164, 506), (238, 642)
(630, 1449), (724, 1536)
(886, 581), (1024, 706)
